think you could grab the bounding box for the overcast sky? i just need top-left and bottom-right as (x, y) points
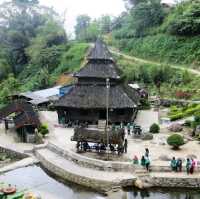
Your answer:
(39, 0), (126, 35)
(39, 0), (175, 35)
(0, 0), (175, 34)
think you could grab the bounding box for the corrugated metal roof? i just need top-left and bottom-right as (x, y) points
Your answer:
(32, 86), (61, 99)
(29, 98), (50, 105)
(18, 86), (62, 105)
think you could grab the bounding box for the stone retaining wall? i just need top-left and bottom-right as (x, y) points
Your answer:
(47, 142), (136, 172)
(36, 142), (200, 191)
(150, 176), (200, 188)
(47, 142), (200, 173)
(36, 150), (124, 194)
(0, 144), (28, 160)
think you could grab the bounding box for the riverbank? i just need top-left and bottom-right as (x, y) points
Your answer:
(34, 140), (200, 194)
(0, 132), (200, 195)
(1, 110), (200, 196)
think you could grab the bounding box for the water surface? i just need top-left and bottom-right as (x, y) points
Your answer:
(0, 166), (199, 199)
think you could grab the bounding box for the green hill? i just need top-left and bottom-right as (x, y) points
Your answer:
(110, 0), (200, 69)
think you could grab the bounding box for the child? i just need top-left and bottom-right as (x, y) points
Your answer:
(133, 155), (139, 164)
(141, 155), (146, 167)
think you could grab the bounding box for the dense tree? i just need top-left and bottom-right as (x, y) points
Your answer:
(0, 74), (21, 105)
(0, 0), (67, 105)
(166, 1), (200, 36)
(99, 15), (112, 34)
(131, 0), (164, 37)
(75, 15), (91, 41)
(75, 15), (113, 41)
(0, 0), (61, 75)
(26, 20), (66, 72)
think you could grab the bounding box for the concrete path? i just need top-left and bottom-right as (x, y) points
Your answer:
(39, 111), (200, 163)
(36, 148), (136, 192)
(150, 172), (200, 178)
(110, 47), (200, 76)
(0, 157), (39, 174)
(135, 109), (159, 132)
(0, 123), (34, 153)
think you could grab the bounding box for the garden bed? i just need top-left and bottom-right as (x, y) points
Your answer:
(168, 104), (200, 121)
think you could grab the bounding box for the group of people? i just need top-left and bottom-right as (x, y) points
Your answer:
(133, 148), (151, 172)
(77, 141), (128, 155)
(170, 157), (198, 174)
(118, 122), (142, 135)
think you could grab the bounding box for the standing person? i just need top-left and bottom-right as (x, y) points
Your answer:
(141, 155), (146, 167)
(176, 158), (182, 172)
(120, 122), (124, 129)
(145, 156), (150, 172)
(145, 148), (149, 157)
(170, 157), (177, 171)
(190, 158), (195, 174)
(124, 138), (128, 153)
(127, 123), (131, 135)
(186, 158), (191, 175)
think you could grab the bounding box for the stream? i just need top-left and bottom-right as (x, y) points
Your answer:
(0, 165), (199, 199)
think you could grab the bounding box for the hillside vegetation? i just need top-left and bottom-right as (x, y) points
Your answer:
(1, 0), (200, 107)
(0, 0), (89, 107)
(110, 0), (200, 69)
(113, 53), (200, 100)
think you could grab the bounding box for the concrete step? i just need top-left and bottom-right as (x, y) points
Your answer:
(35, 148), (136, 193)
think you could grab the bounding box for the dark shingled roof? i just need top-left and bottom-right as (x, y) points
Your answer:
(74, 61), (121, 79)
(54, 84), (137, 109)
(14, 111), (40, 129)
(0, 101), (40, 129)
(0, 101), (34, 119)
(55, 39), (139, 110)
(87, 39), (113, 60)
(72, 127), (124, 145)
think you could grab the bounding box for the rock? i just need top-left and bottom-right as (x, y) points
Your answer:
(134, 179), (144, 189)
(133, 134), (142, 139)
(168, 123), (183, 132)
(141, 133), (153, 140)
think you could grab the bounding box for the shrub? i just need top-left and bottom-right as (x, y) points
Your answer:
(167, 134), (185, 149)
(140, 99), (151, 110)
(187, 104), (200, 114)
(170, 112), (185, 121)
(149, 123), (160, 134)
(184, 120), (192, 127)
(191, 121), (198, 129)
(38, 124), (49, 138)
(170, 105), (178, 112)
(194, 115), (200, 123)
